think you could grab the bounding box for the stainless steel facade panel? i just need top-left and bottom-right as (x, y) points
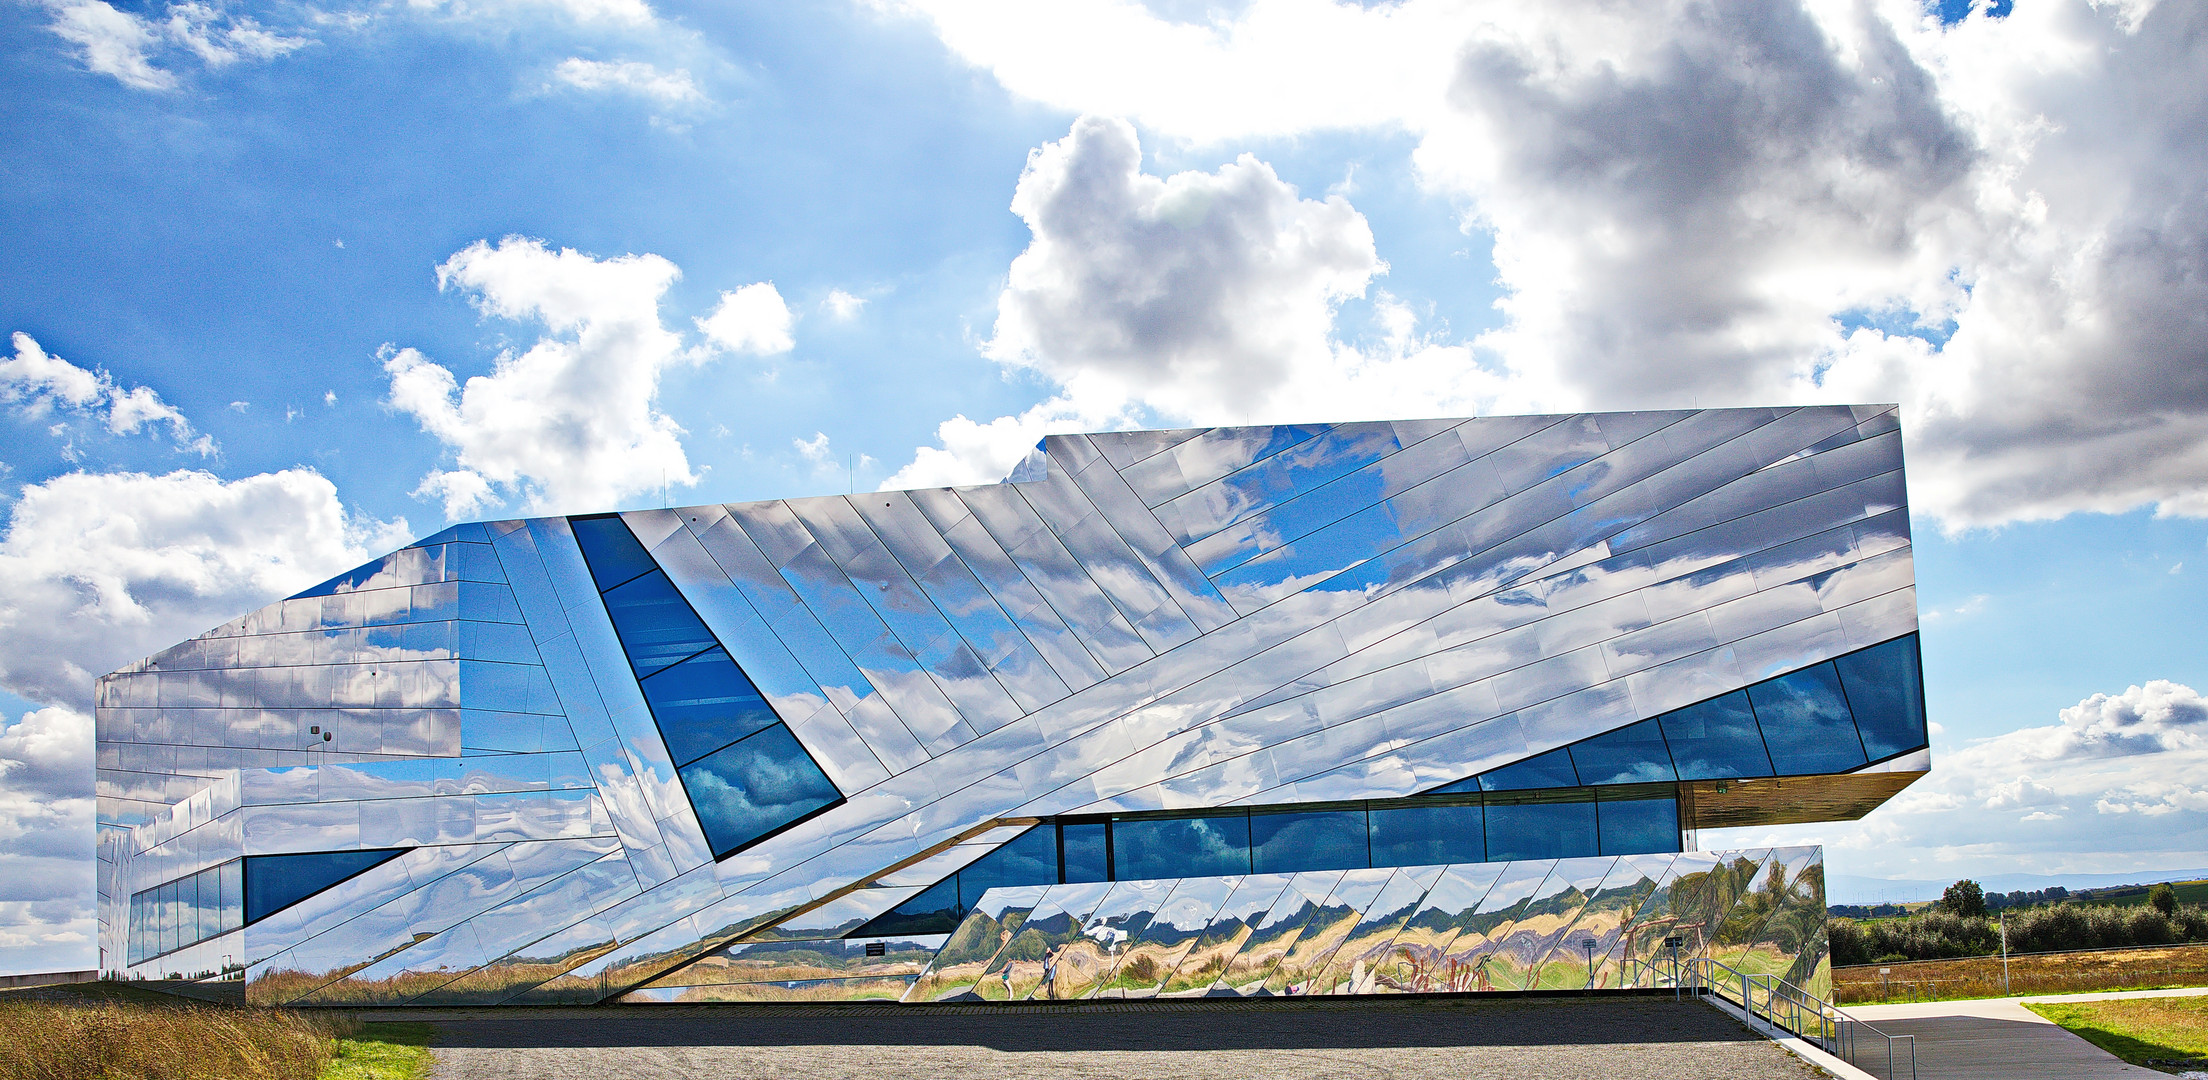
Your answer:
(96, 410), (1908, 1007)
(957, 485), (1158, 673)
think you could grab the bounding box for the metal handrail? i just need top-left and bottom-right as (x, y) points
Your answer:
(1682, 957), (1917, 1080)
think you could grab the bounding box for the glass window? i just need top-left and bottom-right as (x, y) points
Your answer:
(242, 848), (407, 925)
(1597, 795), (1679, 855)
(852, 876), (963, 937)
(1368, 802), (1485, 867)
(1060, 821), (1109, 883)
(678, 724), (843, 860)
(217, 860), (244, 935)
(1250, 809), (1368, 873)
(1473, 746), (1580, 791)
(1750, 662), (1869, 775)
(1835, 634), (1928, 761)
(1658, 690), (1775, 780)
(1112, 814), (1250, 880)
(568, 515), (659, 592)
(957, 825), (1060, 909)
(599, 570), (718, 677)
(639, 648), (780, 767)
(1568, 718), (1678, 785)
(181, 873), (200, 951)
(160, 881), (179, 957)
(1484, 793), (1598, 861)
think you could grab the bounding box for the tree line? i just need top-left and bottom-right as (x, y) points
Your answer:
(1830, 880), (2207, 965)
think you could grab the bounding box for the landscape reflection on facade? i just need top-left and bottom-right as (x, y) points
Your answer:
(93, 407), (1925, 1006)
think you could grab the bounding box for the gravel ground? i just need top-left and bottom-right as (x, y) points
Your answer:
(398, 995), (1830, 1080)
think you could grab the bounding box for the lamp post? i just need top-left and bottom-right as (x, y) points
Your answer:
(2000, 911), (2011, 997)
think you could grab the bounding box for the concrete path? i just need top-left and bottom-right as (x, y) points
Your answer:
(1841, 988), (2208, 1080)
(395, 996), (1826, 1080)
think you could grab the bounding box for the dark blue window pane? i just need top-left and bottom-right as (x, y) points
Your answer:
(1475, 746), (1580, 791)
(1250, 810), (1368, 873)
(1568, 718), (1678, 785)
(1659, 691), (1775, 780)
(1484, 797), (1597, 861)
(957, 826), (1060, 909)
(243, 849), (406, 925)
(1835, 634), (1928, 760)
(851, 876), (963, 937)
(1112, 814), (1250, 880)
(679, 724), (843, 859)
(600, 570), (718, 677)
(640, 648), (780, 767)
(1368, 802), (1485, 867)
(1061, 822), (1108, 883)
(568, 515), (658, 592)
(1597, 796), (1679, 855)
(1750, 662), (1869, 775)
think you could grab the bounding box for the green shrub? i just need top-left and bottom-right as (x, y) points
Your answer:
(1831, 902), (2208, 966)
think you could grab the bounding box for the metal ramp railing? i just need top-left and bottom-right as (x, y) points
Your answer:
(1625, 956), (1917, 1080)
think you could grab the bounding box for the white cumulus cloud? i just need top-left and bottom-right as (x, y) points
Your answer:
(886, 116), (1510, 488)
(0, 469), (410, 708)
(385, 236), (706, 518)
(697, 282), (795, 356)
(879, 0), (2208, 532)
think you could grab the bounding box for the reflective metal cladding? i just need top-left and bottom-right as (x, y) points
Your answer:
(93, 407), (1923, 1007)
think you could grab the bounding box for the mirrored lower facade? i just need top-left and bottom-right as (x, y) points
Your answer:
(93, 408), (1921, 1007)
(838, 845), (1828, 1006)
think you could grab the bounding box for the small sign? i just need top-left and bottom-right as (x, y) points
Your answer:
(1663, 935), (1684, 949)
(865, 941), (887, 957)
(1580, 938), (1597, 951)
(1879, 967), (1891, 975)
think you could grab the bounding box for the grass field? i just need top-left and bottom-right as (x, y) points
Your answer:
(323, 1022), (435, 1080)
(2067, 880), (2208, 911)
(0, 983), (433, 1080)
(1834, 942), (2208, 1004)
(2024, 996), (2208, 1073)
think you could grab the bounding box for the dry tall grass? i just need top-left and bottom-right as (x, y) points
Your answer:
(1834, 941), (2208, 1004)
(0, 998), (350, 1080)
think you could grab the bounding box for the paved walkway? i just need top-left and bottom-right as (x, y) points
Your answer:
(396, 996), (1826, 1080)
(1842, 988), (2208, 1080)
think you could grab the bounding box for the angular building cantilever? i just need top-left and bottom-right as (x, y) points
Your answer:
(93, 407), (1926, 1006)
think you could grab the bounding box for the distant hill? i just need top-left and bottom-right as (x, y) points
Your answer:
(1827, 868), (2208, 905)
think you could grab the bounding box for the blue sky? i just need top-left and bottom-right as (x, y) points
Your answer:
(2, 0), (2205, 971)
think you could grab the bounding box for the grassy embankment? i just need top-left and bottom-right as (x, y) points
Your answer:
(2024, 996), (2208, 1074)
(1834, 942), (2208, 1005)
(0, 982), (431, 1080)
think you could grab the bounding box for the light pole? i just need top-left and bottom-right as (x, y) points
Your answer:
(2000, 911), (2011, 996)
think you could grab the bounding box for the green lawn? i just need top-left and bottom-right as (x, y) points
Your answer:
(2024, 997), (2208, 1073)
(322, 1021), (437, 1080)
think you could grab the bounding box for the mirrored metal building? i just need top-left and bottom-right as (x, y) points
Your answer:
(94, 407), (1926, 1006)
